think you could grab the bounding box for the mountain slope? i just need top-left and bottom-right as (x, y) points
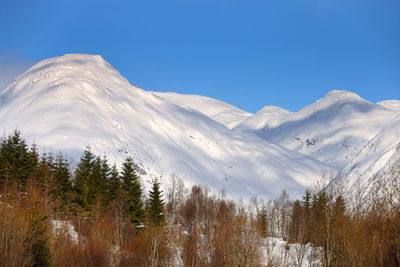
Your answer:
(0, 54), (332, 199)
(334, 116), (400, 194)
(236, 91), (399, 170)
(154, 92), (252, 129)
(377, 100), (400, 115)
(234, 105), (293, 133)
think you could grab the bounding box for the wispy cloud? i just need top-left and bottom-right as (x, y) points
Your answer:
(0, 52), (37, 91)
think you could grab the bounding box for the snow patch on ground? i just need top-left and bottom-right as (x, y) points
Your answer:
(262, 237), (320, 267)
(51, 220), (79, 244)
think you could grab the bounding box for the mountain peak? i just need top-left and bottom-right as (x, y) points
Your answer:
(34, 53), (106, 66)
(325, 90), (363, 101)
(259, 105), (292, 115)
(28, 53), (125, 81)
(1, 54), (138, 104)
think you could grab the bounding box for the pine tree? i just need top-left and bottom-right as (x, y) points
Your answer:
(53, 152), (72, 205)
(107, 163), (120, 203)
(257, 205), (268, 238)
(35, 152), (55, 198)
(99, 156), (111, 206)
(120, 157), (144, 227)
(88, 156), (102, 205)
(302, 189), (312, 211)
(29, 143), (40, 179)
(74, 147), (95, 211)
(0, 130), (33, 188)
(147, 178), (165, 226)
(301, 189), (312, 242)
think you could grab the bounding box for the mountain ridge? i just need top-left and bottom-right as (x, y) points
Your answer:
(0, 53), (398, 199)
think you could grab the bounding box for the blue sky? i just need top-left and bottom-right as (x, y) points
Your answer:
(0, 0), (399, 113)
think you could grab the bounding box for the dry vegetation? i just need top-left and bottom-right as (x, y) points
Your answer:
(1, 171), (399, 267)
(0, 131), (399, 266)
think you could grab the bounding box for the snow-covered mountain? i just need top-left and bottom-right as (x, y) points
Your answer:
(0, 54), (398, 199)
(236, 91), (399, 171)
(334, 116), (400, 195)
(377, 100), (400, 115)
(0, 54), (334, 199)
(154, 92), (252, 129)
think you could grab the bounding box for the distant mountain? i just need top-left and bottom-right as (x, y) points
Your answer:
(236, 90), (399, 170)
(334, 116), (400, 195)
(154, 92), (252, 129)
(0, 54), (398, 199)
(377, 100), (400, 115)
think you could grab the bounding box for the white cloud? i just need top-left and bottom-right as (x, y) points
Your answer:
(0, 52), (36, 92)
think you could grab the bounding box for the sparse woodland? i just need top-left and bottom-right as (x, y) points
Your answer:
(0, 130), (399, 267)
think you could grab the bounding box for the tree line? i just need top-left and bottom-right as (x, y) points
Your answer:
(0, 130), (399, 266)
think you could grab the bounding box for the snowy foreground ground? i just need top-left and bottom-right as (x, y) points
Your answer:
(262, 237), (320, 267)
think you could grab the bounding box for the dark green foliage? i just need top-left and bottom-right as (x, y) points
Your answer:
(53, 152), (72, 205)
(301, 189), (312, 242)
(88, 156), (102, 204)
(99, 156), (111, 206)
(35, 152), (55, 192)
(147, 178), (166, 226)
(121, 157), (144, 227)
(74, 152), (112, 211)
(302, 189), (312, 212)
(107, 163), (120, 203)
(73, 147), (95, 211)
(0, 130), (35, 188)
(29, 143), (40, 177)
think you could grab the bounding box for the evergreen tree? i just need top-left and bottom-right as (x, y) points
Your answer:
(301, 189), (312, 242)
(257, 205), (268, 238)
(107, 163), (120, 203)
(99, 156), (111, 206)
(28, 143), (40, 178)
(73, 147), (95, 211)
(120, 157), (144, 227)
(147, 178), (166, 226)
(38, 152), (55, 173)
(0, 130), (33, 188)
(53, 152), (72, 205)
(88, 156), (102, 205)
(302, 189), (312, 212)
(36, 152), (55, 192)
